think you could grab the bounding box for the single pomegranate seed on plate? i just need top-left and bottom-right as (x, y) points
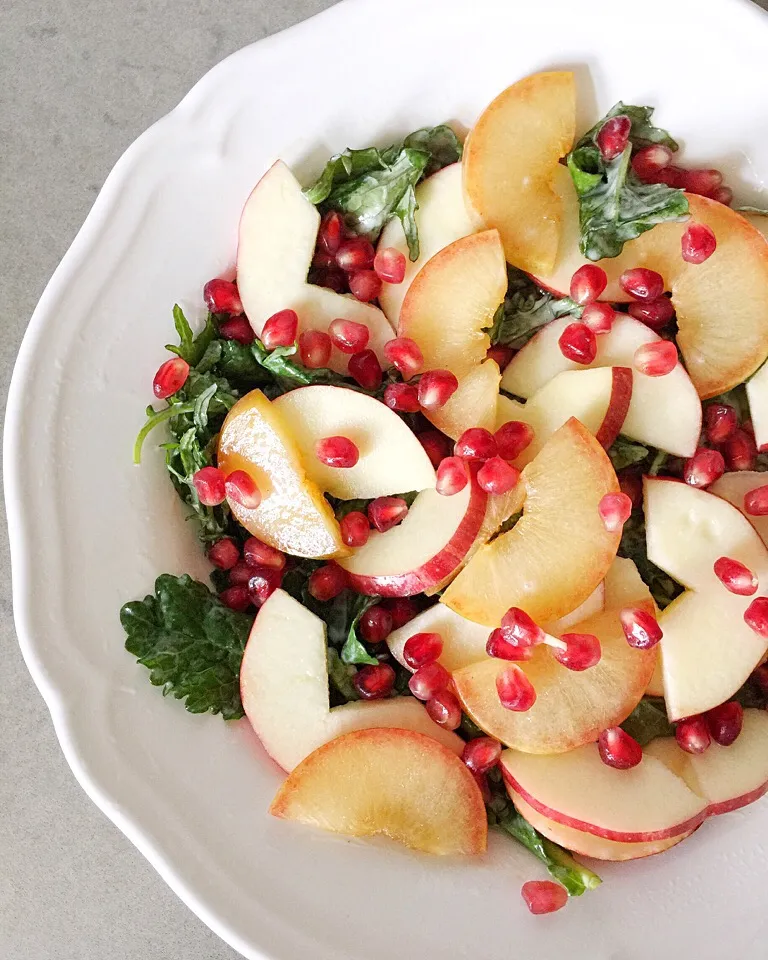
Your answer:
(247, 568), (282, 606)
(711, 186), (733, 206)
(744, 596), (768, 637)
(308, 563), (348, 602)
(675, 716), (711, 755)
(681, 222), (717, 264)
(317, 268), (347, 292)
(462, 737), (502, 775)
(683, 447), (725, 488)
(652, 165), (686, 188)
(704, 403), (738, 445)
(418, 369), (459, 410)
(203, 278), (243, 315)
(436, 456), (469, 496)
(336, 238), (375, 272)
(714, 556), (758, 596)
(706, 701), (744, 746)
(219, 585), (251, 612)
(225, 470), (262, 509)
(153, 356), (190, 399)
(521, 880), (568, 916)
(618, 470), (643, 507)
(558, 322), (596, 364)
(340, 511), (370, 548)
(374, 246), (407, 284)
(619, 606), (663, 649)
(409, 661), (451, 701)
(368, 496), (408, 532)
(208, 538), (240, 570)
(627, 297), (675, 331)
(228, 560), (253, 585)
(384, 382), (421, 413)
(261, 308), (299, 349)
(403, 631), (443, 669)
(193, 466), (227, 506)
(426, 689), (462, 729)
(497, 665), (537, 711)
(315, 436), (359, 468)
(349, 270), (382, 303)
(681, 168), (723, 198)
(487, 343), (515, 370)
(455, 427), (498, 461)
(417, 429), (451, 468)
(354, 663), (395, 700)
(495, 420), (534, 461)
(596, 114), (631, 162)
(745, 484), (768, 516)
(598, 492), (633, 533)
(619, 268), (665, 301)
(501, 607), (545, 648)
(318, 211), (344, 254)
(478, 457), (521, 494)
(581, 302), (616, 335)
(552, 632), (602, 671)
(634, 340), (678, 377)
(219, 316), (256, 345)
(569, 264), (608, 304)
(243, 538), (285, 572)
(598, 727), (642, 769)
(631, 143), (673, 181)
(298, 329), (332, 369)
(328, 318), (370, 354)
(723, 428), (757, 471)
(386, 597), (418, 629)
(348, 349), (383, 390)
(383, 337), (424, 379)
(486, 628), (535, 662)
(359, 605), (393, 644)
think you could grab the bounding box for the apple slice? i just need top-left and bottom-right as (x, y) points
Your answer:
(398, 230), (506, 438)
(378, 163), (481, 327)
(644, 477), (768, 720)
(442, 418), (620, 627)
(336, 471), (488, 596)
(502, 314), (702, 457)
(500, 743), (708, 842)
(240, 589), (463, 772)
(236, 161), (394, 374)
(746, 361), (768, 451)
(272, 385), (435, 499)
(270, 728), (487, 855)
(545, 583), (605, 632)
(710, 471), (768, 547)
(496, 366), (632, 467)
(463, 72), (576, 274)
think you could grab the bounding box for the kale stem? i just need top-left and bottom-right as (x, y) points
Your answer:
(133, 401), (196, 465)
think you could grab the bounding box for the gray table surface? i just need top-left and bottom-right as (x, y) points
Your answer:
(2, 1), (768, 958)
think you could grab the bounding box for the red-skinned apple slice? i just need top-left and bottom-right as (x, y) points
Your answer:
(710, 471), (768, 547)
(746, 361), (768, 450)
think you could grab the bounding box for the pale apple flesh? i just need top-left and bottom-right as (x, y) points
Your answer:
(746, 360), (768, 450)
(710, 471), (768, 547)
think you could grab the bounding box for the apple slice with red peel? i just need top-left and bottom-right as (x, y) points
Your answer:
(502, 314), (701, 457)
(710, 471), (768, 546)
(236, 161), (394, 374)
(644, 477), (768, 720)
(746, 360), (768, 451)
(463, 72), (576, 274)
(270, 728), (487, 856)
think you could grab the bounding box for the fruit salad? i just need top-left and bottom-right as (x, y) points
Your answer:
(122, 71), (768, 916)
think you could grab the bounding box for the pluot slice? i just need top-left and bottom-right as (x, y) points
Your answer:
(710, 471), (768, 547)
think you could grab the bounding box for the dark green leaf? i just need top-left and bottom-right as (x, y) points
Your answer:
(608, 435), (650, 472)
(393, 183), (420, 259)
(251, 342), (347, 393)
(578, 102), (678, 152)
(327, 648), (360, 702)
(488, 268), (581, 350)
(403, 124), (463, 176)
(341, 595), (380, 666)
(304, 147), (390, 205)
(193, 382), (218, 432)
(621, 697), (674, 745)
(166, 307), (219, 367)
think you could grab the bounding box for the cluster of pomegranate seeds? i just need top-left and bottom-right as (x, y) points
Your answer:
(521, 881), (568, 916)
(569, 264), (608, 304)
(328, 318), (370, 354)
(383, 382), (420, 413)
(311, 216), (406, 299)
(723, 429), (757, 471)
(597, 115), (631, 162)
(598, 726), (643, 769)
(496, 665), (537, 711)
(203, 278), (243, 315)
(248, 567), (282, 606)
(744, 596), (768, 637)
(552, 632), (602, 671)
(403, 631), (443, 669)
(631, 144), (674, 181)
(713, 556), (758, 596)
(705, 403), (738, 445)
(261, 309), (299, 349)
(340, 510), (370, 548)
(192, 466), (227, 506)
(298, 330), (332, 368)
(681, 222), (717, 264)
(208, 538), (240, 570)
(243, 537), (286, 571)
(745, 483), (768, 516)
(706, 701), (744, 746)
(315, 436), (360, 468)
(386, 597), (417, 629)
(373, 247), (407, 284)
(675, 716), (711, 755)
(409, 661), (451, 701)
(598, 492), (633, 533)
(153, 356), (190, 399)
(349, 270), (382, 302)
(383, 337), (423, 379)
(417, 429), (451, 468)
(627, 297), (675, 332)
(634, 158), (733, 204)
(359, 605), (393, 644)
(219, 585), (251, 612)
(683, 447), (725, 488)
(619, 606), (663, 649)
(225, 470), (262, 509)
(348, 349), (383, 390)
(308, 563), (348, 602)
(558, 322), (596, 364)
(455, 427), (497, 461)
(477, 457), (521, 494)
(619, 268), (665, 301)
(418, 369), (459, 410)
(368, 496), (408, 532)
(436, 456), (469, 496)
(581, 302), (616, 335)
(219, 316), (255, 344)
(487, 344), (515, 371)
(495, 420), (534, 460)
(336, 237), (375, 272)
(462, 736), (502, 775)
(229, 561), (253, 585)
(486, 628), (535, 662)
(426, 689), (462, 729)
(633, 340), (678, 377)
(354, 663), (395, 700)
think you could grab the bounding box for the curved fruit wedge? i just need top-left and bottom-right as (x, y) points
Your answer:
(442, 418), (620, 626)
(240, 590), (463, 771)
(496, 367), (632, 467)
(463, 71), (576, 274)
(236, 161), (394, 374)
(398, 229), (506, 438)
(218, 389), (345, 558)
(645, 477), (768, 720)
(746, 360), (768, 450)
(378, 163), (481, 326)
(744, 210), (768, 242)
(502, 314), (702, 457)
(270, 728), (487, 856)
(500, 743), (708, 842)
(710, 471), (768, 547)
(272, 385), (435, 499)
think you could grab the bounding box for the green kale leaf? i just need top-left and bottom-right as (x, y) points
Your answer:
(621, 697), (674, 745)
(341, 595), (380, 666)
(488, 268), (581, 350)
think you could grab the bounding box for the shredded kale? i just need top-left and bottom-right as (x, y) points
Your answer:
(488, 268), (581, 350)
(621, 697), (674, 745)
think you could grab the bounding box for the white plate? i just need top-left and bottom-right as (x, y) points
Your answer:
(6, 0), (768, 957)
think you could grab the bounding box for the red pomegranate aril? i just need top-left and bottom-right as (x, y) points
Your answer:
(652, 164), (686, 188)
(473, 771), (492, 804)
(675, 716), (711, 755)
(318, 211), (345, 254)
(455, 427), (498, 461)
(224, 470), (262, 509)
(208, 538), (240, 571)
(219, 585), (251, 612)
(409, 661), (451, 701)
(487, 344), (515, 371)
(308, 563), (348, 602)
(298, 329), (332, 369)
(723, 429), (757, 471)
(704, 403), (738, 445)
(348, 349), (383, 390)
(486, 628), (535, 662)
(462, 737), (502, 775)
(247, 568), (282, 606)
(495, 420), (535, 461)
(386, 597), (418, 629)
(328, 318), (370, 354)
(596, 114), (631, 162)
(153, 356), (190, 399)
(501, 607), (545, 648)
(383, 382), (420, 413)
(243, 537), (286, 571)
(569, 264), (608, 304)
(681, 222), (717, 264)
(744, 596), (768, 637)
(426, 690), (462, 730)
(712, 186), (733, 206)
(368, 496), (408, 532)
(496, 665), (536, 711)
(619, 268), (665, 301)
(203, 278), (243, 315)
(315, 436), (359, 469)
(683, 447), (725, 488)
(619, 606), (663, 649)
(598, 727), (643, 769)
(743, 418), (756, 439)
(417, 430), (452, 468)
(681, 168), (723, 198)
(340, 511), (370, 548)
(478, 457), (521, 495)
(349, 270), (382, 303)
(374, 246), (407, 284)
(219, 315), (256, 345)
(261, 308), (299, 349)
(521, 880), (568, 916)
(418, 369), (459, 410)
(745, 484), (768, 516)
(634, 340), (678, 377)
(627, 297), (675, 331)
(706, 701), (744, 746)
(553, 632), (602, 671)
(193, 466), (226, 506)
(312, 249), (336, 270)
(714, 556), (758, 596)
(354, 663), (395, 700)
(383, 337), (424, 379)
(631, 144), (674, 181)
(228, 560), (253, 586)
(582, 302), (616, 335)
(754, 662), (768, 696)
(558, 322), (596, 364)
(336, 237), (375, 272)
(359, 605), (393, 644)
(436, 456), (469, 496)
(618, 470), (643, 508)
(403, 631), (443, 669)
(598, 492), (633, 533)
(317, 268), (347, 292)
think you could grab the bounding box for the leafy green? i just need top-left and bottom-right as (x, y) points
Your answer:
(341, 595), (380, 666)
(251, 342), (347, 394)
(327, 648), (360, 702)
(488, 268), (581, 350)
(621, 697), (674, 745)
(607, 435), (671, 477)
(619, 509), (683, 610)
(736, 205), (768, 216)
(121, 574), (252, 719)
(577, 103), (678, 153)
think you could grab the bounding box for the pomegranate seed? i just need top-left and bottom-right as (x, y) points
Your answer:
(462, 737), (502, 775)
(228, 561), (253, 586)
(754, 662), (768, 696)
(496, 665), (537, 711)
(317, 268), (347, 292)
(486, 628), (535, 662)
(383, 337), (424, 379)
(224, 470), (262, 509)
(495, 421), (534, 461)
(455, 427), (498, 461)
(208, 538), (240, 570)
(723, 429), (757, 471)
(318, 211), (344, 254)
(627, 297), (675, 331)
(706, 701), (744, 746)
(744, 596), (768, 637)
(581, 302), (616, 334)
(631, 144), (673, 181)
(219, 585), (251, 612)
(521, 880), (568, 916)
(315, 436), (359, 469)
(243, 537), (286, 571)
(409, 661), (451, 701)
(385, 598), (418, 629)
(714, 556), (758, 596)
(307, 564), (348, 602)
(328, 318), (370, 354)
(683, 447), (725, 488)
(501, 607), (545, 648)
(298, 330), (332, 369)
(340, 511), (370, 548)
(354, 663), (395, 700)
(247, 568), (282, 606)
(418, 369), (459, 410)
(374, 246), (407, 284)
(558, 322), (596, 364)
(436, 456), (469, 496)
(261, 309), (299, 349)
(675, 716), (711, 755)
(618, 470), (643, 507)
(473, 771), (492, 803)
(598, 727), (642, 769)
(487, 344), (515, 371)
(336, 238), (375, 272)
(569, 264), (608, 304)
(634, 340), (677, 377)
(368, 496), (408, 532)
(598, 492), (633, 533)
(359, 605), (393, 644)
(347, 349), (382, 391)
(203, 278), (243, 315)
(619, 268), (665, 301)
(417, 430), (452, 468)
(745, 484), (768, 516)
(681, 222), (717, 264)
(620, 607), (663, 649)
(681, 168), (723, 198)
(596, 114), (631, 162)
(403, 631), (443, 669)
(704, 404), (738, 445)
(426, 689), (462, 729)
(712, 186), (733, 206)
(552, 632), (602, 671)
(312, 249), (337, 270)
(219, 316), (255, 345)
(743, 418), (757, 439)
(153, 357), (190, 399)
(349, 270), (382, 303)
(384, 382), (420, 413)
(477, 457), (521, 494)
(193, 466), (226, 506)
(651, 165), (686, 188)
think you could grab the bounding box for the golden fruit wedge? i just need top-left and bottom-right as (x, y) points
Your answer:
(218, 389), (346, 558)
(463, 71), (576, 274)
(270, 728), (487, 856)
(442, 418), (620, 626)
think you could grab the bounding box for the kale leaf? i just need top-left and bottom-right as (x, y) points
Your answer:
(488, 268), (581, 350)
(621, 697), (674, 745)
(341, 595), (380, 666)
